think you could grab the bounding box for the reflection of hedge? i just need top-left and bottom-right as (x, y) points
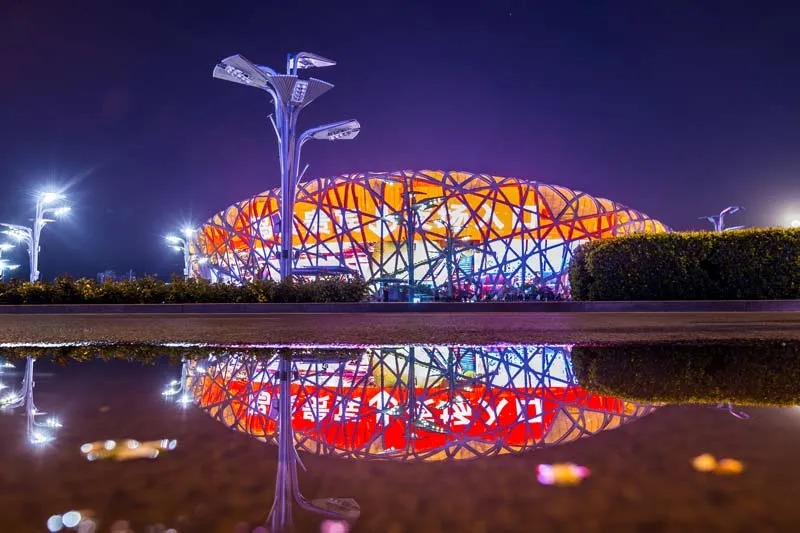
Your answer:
(0, 343), (364, 365)
(569, 228), (800, 300)
(570, 341), (800, 406)
(0, 275), (369, 305)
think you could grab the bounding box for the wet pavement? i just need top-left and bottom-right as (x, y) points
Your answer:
(1, 312), (800, 344)
(1, 345), (799, 533)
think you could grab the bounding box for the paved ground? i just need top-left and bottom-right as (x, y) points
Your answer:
(3, 360), (799, 533)
(1, 312), (800, 345)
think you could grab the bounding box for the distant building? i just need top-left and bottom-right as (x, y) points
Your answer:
(97, 269), (136, 283)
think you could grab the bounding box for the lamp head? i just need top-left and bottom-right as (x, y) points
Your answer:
(165, 235), (182, 245)
(40, 192), (64, 205)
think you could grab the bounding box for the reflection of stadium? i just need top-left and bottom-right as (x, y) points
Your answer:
(189, 345), (658, 461)
(194, 170), (668, 298)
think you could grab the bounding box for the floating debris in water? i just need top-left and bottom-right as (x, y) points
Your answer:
(691, 454), (745, 475)
(691, 453), (718, 472)
(536, 463), (590, 486)
(80, 439), (177, 462)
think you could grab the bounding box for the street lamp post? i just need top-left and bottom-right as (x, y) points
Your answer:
(165, 227), (203, 280)
(700, 206), (745, 232)
(213, 52), (360, 281)
(1, 192), (70, 283)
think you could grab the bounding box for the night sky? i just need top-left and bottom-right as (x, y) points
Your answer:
(1, 1), (798, 280)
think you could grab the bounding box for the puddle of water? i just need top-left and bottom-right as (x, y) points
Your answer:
(1, 343), (799, 532)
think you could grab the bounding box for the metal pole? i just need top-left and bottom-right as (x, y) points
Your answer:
(183, 241), (191, 280)
(279, 106), (299, 281)
(446, 228), (454, 300)
(405, 181), (415, 303)
(30, 200), (42, 282)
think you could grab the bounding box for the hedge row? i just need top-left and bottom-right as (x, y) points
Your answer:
(0, 343), (364, 365)
(569, 228), (800, 300)
(0, 275), (369, 305)
(570, 341), (800, 406)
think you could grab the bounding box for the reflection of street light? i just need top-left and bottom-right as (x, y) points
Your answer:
(0, 191), (70, 282)
(0, 358), (62, 445)
(0, 242), (19, 281)
(213, 52), (360, 281)
(699, 206), (745, 232)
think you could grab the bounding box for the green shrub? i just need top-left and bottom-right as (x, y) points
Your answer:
(569, 228), (800, 300)
(0, 275), (369, 304)
(570, 341), (800, 406)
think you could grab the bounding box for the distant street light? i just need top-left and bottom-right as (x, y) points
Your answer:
(0, 191), (70, 282)
(165, 227), (209, 280)
(790, 219), (800, 228)
(213, 52), (360, 281)
(699, 206), (745, 232)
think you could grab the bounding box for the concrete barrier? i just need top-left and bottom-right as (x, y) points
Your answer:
(0, 300), (798, 314)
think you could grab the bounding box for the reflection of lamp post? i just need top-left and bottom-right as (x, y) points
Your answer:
(268, 355), (361, 532)
(1, 192), (70, 282)
(700, 206), (745, 232)
(213, 53), (360, 281)
(0, 246), (20, 282)
(0, 358), (62, 445)
(0, 242), (16, 282)
(162, 359), (191, 406)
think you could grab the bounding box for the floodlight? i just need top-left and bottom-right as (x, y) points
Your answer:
(181, 227), (195, 238)
(790, 219), (800, 228)
(720, 206), (744, 216)
(0, 243), (13, 251)
(301, 120), (361, 145)
(213, 54), (272, 89)
(165, 235), (182, 244)
(52, 207), (71, 216)
(293, 52), (336, 70)
(40, 192), (64, 204)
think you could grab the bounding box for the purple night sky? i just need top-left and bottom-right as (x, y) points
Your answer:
(0, 1), (798, 279)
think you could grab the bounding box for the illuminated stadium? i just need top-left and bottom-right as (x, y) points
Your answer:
(194, 170), (668, 299)
(187, 345), (658, 462)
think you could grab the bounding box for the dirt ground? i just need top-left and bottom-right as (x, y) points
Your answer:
(2, 360), (800, 533)
(1, 312), (800, 345)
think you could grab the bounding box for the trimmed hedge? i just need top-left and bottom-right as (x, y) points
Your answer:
(570, 341), (800, 406)
(569, 228), (800, 300)
(0, 275), (369, 305)
(0, 343), (364, 365)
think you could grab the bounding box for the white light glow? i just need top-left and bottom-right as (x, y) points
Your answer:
(165, 235), (182, 244)
(52, 207), (71, 216)
(46, 514), (63, 532)
(61, 511), (81, 528)
(40, 192), (64, 204)
(182, 227), (196, 238)
(30, 430), (54, 445)
(791, 219), (800, 228)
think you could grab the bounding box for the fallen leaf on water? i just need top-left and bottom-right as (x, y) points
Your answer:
(692, 453), (718, 472)
(715, 458), (745, 475)
(537, 463), (590, 487)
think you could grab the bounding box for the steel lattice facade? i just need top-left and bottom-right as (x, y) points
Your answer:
(188, 345), (658, 462)
(194, 170), (668, 297)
